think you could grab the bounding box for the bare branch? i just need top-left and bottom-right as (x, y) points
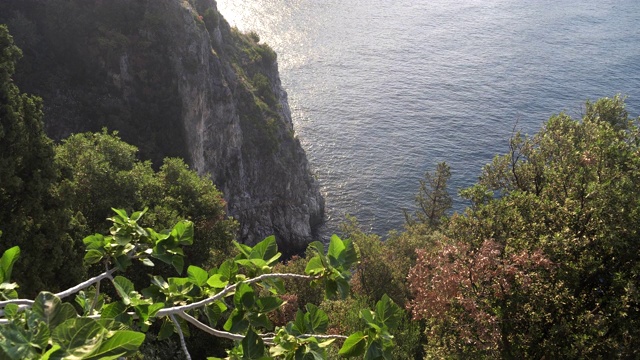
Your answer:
(170, 313), (192, 360)
(156, 272), (317, 317)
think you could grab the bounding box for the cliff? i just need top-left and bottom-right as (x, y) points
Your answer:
(0, 0), (324, 255)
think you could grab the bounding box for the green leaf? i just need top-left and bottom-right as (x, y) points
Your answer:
(83, 330), (145, 360)
(113, 254), (132, 271)
(51, 318), (106, 358)
(41, 344), (62, 360)
(0, 246), (20, 283)
(304, 304), (328, 333)
(83, 249), (104, 265)
(235, 258), (269, 271)
(234, 283), (255, 309)
(375, 295), (402, 329)
(171, 220), (194, 246)
(82, 234), (105, 250)
(241, 328), (265, 359)
(223, 308), (249, 333)
(0, 324), (40, 359)
(188, 265), (208, 287)
(207, 274), (229, 288)
(249, 236), (280, 264)
(217, 259), (238, 281)
(327, 235), (345, 264)
(100, 302), (127, 320)
(360, 310), (380, 331)
(110, 208), (129, 221)
(336, 278), (350, 299)
(257, 296), (283, 313)
(32, 292), (78, 330)
(291, 309), (305, 335)
(112, 276), (135, 305)
(139, 258), (155, 267)
(364, 339), (385, 360)
(341, 238), (359, 268)
(130, 208), (148, 222)
(338, 331), (368, 357)
(171, 255), (184, 274)
(205, 302), (224, 326)
(305, 256), (325, 276)
(157, 318), (175, 341)
(233, 241), (253, 258)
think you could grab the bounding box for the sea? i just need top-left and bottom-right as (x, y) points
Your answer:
(216, 0), (640, 239)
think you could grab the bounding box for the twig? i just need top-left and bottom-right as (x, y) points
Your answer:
(155, 273), (317, 317)
(170, 313), (192, 360)
(178, 311), (249, 343)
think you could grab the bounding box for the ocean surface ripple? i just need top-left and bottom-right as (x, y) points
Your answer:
(217, 0), (640, 239)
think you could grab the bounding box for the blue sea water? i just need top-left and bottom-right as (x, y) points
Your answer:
(217, 0), (640, 238)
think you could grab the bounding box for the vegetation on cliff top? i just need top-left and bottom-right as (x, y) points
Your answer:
(2, 6), (640, 358)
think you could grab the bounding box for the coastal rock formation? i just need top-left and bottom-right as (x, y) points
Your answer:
(0, 0), (324, 255)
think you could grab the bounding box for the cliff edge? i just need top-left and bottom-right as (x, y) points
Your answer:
(0, 0), (324, 255)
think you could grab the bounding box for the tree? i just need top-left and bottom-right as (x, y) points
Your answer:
(407, 96), (640, 358)
(54, 130), (238, 271)
(0, 24), (85, 297)
(404, 162), (452, 229)
(0, 209), (402, 359)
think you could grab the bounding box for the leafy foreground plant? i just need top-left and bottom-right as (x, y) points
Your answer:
(0, 210), (401, 359)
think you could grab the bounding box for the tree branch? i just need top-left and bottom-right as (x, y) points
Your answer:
(155, 272), (317, 317)
(170, 313), (192, 360)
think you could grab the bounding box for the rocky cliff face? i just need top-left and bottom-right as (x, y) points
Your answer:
(1, 0), (324, 255)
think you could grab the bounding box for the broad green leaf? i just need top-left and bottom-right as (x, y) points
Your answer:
(336, 278), (350, 299)
(233, 241), (253, 258)
(110, 208), (129, 221)
(3, 303), (18, 318)
(307, 241), (325, 256)
(83, 250), (104, 265)
(82, 234), (104, 250)
(338, 331), (367, 357)
(130, 208), (148, 222)
(341, 238), (360, 267)
(139, 258), (154, 267)
(363, 339), (385, 360)
(360, 310), (380, 331)
(249, 236), (280, 264)
(247, 312), (272, 330)
(83, 330), (145, 360)
(241, 329), (265, 359)
(217, 259), (238, 281)
(187, 265), (208, 287)
(0, 324), (40, 359)
(223, 308), (249, 333)
(291, 309), (306, 335)
(171, 220), (194, 246)
(148, 302), (165, 318)
(112, 276), (135, 305)
(234, 283), (255, 309)
(41, 344), (62, 360)
(304, 304), (328, 333)
(235, 258), (269, 271)
(100, 302), (127, 319)
(0, 246), (20, 283)
(257, 296), (283, 313)
(205, 302), (223, 326)
(327, 235), (345, 265)
(51, 318), (105, 357)
(305, 256), (325, 276)
(171, 255), (184, 274)
(157, 319), (175, 341)
(207, 274), (229, 288)
(113, 254), (132, 271)
(32, 292), (78, 330)
(375, 295), (402, 329)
